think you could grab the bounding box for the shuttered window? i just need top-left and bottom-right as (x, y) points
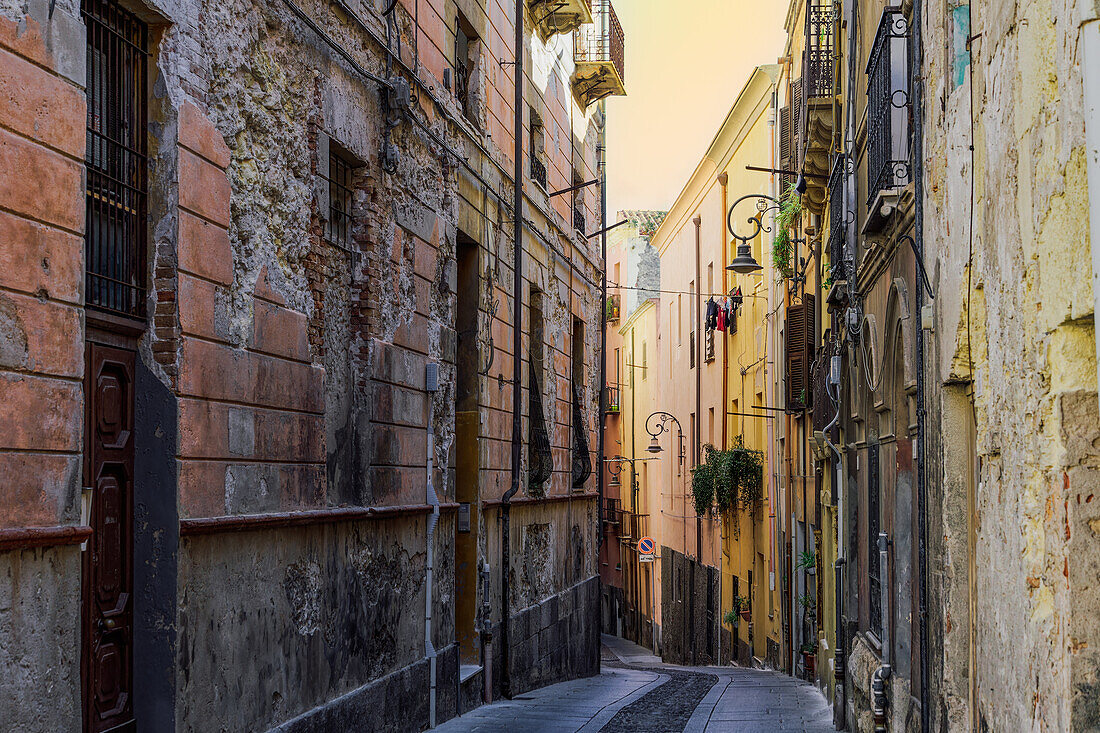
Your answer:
(785, 294), (815, 411)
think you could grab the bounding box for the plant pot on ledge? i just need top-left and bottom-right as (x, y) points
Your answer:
(802, 651), (816, 680)
(739, 608), (752, 622)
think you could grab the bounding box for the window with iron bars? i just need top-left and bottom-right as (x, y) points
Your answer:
(868, 443), (883, 641)
(866, 9), (911, 206)
(827, 155), (847, 281)
(84, 0), (149, 318)
(803, 0), (835, 100)
(326, 150), (354, 250)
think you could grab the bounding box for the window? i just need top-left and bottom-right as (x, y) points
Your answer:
(573, 171), (586, 233)
(454, 10), (479, 124)
(85, 0), (148, 317)
(325, 148), (355, 250)
(529, 107), (547, 189)
(868, 443), (883, 640)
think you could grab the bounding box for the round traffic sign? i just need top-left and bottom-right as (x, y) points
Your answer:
(637, 536), (655, 555)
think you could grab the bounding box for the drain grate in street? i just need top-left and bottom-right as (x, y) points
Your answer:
(598, 670), (717, 733)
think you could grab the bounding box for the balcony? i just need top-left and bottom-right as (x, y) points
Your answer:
(531, 153), (548, 190)
(572, 0), (626, 108)
(604, 385), (620, 414)
(605, 293), (620, 322)
(865, 8), (911, 221)
(530, 0), (593, 40)
(797, 0), (836, 212)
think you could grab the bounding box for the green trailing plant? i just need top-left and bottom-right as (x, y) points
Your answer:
(797, 550), (816, 571)
(771, 183), (802, 279)
(690, 439), (765, 518)
(723, 609), (739, 627)
(690, 452), (716, 516)
(728, 435), (765, 510)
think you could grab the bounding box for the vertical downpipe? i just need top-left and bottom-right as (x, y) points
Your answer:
(911, 1), (930, 729)
(692, 214), (702, 666)
(425, 363), (440, 727)
(500, 0), (524, 700)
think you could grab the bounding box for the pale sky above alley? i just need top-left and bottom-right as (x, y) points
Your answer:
(605, 1), (788, 215)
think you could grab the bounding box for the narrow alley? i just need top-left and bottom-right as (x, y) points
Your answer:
(435, 636), (833, 733)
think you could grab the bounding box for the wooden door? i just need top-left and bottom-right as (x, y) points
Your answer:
(82, 342), (136, 733)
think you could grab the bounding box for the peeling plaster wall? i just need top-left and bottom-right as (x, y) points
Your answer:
(923, 1), (1100, 730)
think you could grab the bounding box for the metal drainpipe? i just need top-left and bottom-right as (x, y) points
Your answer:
(911, 1), (930, 729)
(597, 109), (608, 552)
(500, 0), (523, 700)
(1084, 17), (1100, 396)
(692, 214), (703, 666)
(718, 172), (728, 667)
(424, 364), (440, 727)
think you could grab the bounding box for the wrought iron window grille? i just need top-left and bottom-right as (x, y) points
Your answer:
(867, 443), (883, 641)
(573, 205), (586, 234)
(827, 154), (852, 281)
(84, 0), (149, 318)
(325, 150), (355, 250)
(530, 153), (548, 190)
(803, 0), (835, 101)
(571, 381), (592, 488)
(528, 361), (554, 491)
(866, 9), (911, 206)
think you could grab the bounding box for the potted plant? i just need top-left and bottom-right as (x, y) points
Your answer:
(797, 549), (816, 575)
(800, 640), (817, 680)
(734, 594), (752, 622)
(723, 608), (740, 629)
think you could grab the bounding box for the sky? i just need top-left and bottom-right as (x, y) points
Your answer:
(605, 1), (788, 216)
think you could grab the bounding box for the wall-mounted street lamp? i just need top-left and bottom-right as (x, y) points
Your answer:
(645, 411), (685, 467)
(725, 194), (779, 274)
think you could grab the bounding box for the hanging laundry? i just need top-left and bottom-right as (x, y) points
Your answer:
(716, 306), (726, 332)
(705, 298), (718, 330)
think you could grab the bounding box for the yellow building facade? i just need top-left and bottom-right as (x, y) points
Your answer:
(647, 65), (785, 667)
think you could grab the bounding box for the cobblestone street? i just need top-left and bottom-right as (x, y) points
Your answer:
(434, 636), (833, 732)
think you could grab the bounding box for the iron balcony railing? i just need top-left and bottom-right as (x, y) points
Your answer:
(827, 155), (847, 281)
(605, 293), (620, 322)
(574, 0), (625, 85)
(604, 385), (620, 414)
(803, 0), (835, 100)
(866, 8), (911, 205)
(531, 153), (548, 189)
(574, 205), (586, 234)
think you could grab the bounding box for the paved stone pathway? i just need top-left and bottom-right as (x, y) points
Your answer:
(433, 634), (834, 733)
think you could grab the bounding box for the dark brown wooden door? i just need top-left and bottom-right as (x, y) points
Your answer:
(82, 342), (136, 733)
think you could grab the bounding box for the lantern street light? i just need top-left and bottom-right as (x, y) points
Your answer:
(725, 193), (781, 274)
(645, 411), (685, 468)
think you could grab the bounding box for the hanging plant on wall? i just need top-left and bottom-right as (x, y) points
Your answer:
(772, 183), (802, 280)
(729, 436), (764, 510)
(690, 439), (764, 518)
(690, 450), (716, 516)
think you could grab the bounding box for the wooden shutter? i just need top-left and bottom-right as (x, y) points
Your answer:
(786, 297), (815, 411)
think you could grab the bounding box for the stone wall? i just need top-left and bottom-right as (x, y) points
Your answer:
(0, 0), (605, 729)
(922, 1), (1100, 730)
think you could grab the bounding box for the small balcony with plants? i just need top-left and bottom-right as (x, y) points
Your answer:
(605, 293), (620, 323)
(603, 385), (621, 415)
(572, 0), (626, 108)
(529, 0), (592, 40)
